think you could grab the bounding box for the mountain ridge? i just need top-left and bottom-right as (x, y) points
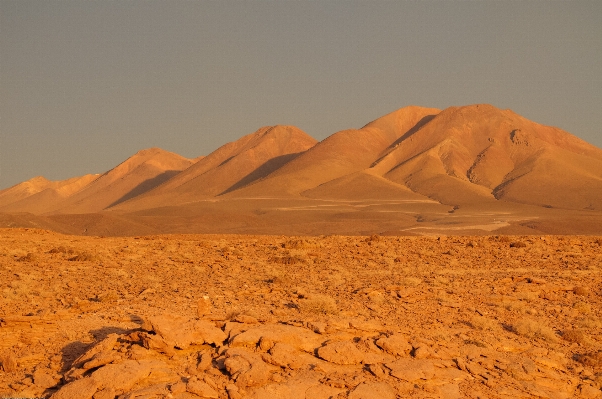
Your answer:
(1, 103), (601, 236)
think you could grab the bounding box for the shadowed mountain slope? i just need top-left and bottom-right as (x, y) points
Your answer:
(0, 174), (99, 214)
(0, 148), (196, 215)
(367, 104), (602, 208)
(48, 147), (195, 214)
(224, 106), (441, 198)
(113, 125), (317, 210)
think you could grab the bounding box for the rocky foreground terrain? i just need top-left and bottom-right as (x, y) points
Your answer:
(0, 229), (601, 398)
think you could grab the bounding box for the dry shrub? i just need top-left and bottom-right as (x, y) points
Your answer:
(48, 246), (73, 254)
(96, 290), (120, 303)
(578, 316), (602, 330)
(265, 268), (292, 285)
(433, 276), (450, 286)
(573, 286), (590, 296)
(283, 239), (319, 249)
(298, 294), (338, 315)
(435, 290), (450, 303)
(502, 299), (527, 313)
(401, 277), (422, 287)
(225, 310), (242, 321)
(269, 256), (303, 265)
(516, 291), (540, 302)
(367, 291), (386, 305)
(562, 329), (588, 344)
(365, 234), (380, 243)
(68, 252), (99, 262)
(512, 318), (558, 342)
(0, 352), (17, 372)
(16, 253), (37, 262)
(463, 339), (487, 348)
(575, 351), (602, 368)
(573, 301), (592, 315)
(469, 315), (499, 331)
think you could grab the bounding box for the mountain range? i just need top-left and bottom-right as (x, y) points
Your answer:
(2, 104), (601, 236)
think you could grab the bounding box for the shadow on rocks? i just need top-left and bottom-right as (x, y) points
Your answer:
(90, 326), (134, 341)
(61, 341), (91, 372)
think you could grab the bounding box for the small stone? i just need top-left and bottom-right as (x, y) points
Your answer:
(224, 348), (275, 387)
(367, 363), (388, 379)
(170, 382), (187, 395)
(0, 353), (18, 372)
(307, 321), (328, 334)
(33, 368), (58, 389)
(574, 286), (590, 296)
(226, 384), (243, 399)
(93, 388), (116, 399)
(534, 356), (564, 370)
(82, 350), (122, 370)
(197, 296), (212, 317)
(317, 341), (364, 365)
(142, 314), (227, 348)
(197, 351), (213, 371)
(350, 320), (384, 332)
(90, 359), (175, 393)
(413, 346), (432, 359)
(349, 381), (396, 399)
(187, 378), (219, 398)
(233, 314), (258, 324)
(265, 342), (307, 369)
(305, 384), (345, 399)
(375, 334), (412, 356)
(50, 377), (99, 399)
(439, 383), (462, 399)
(141, 333), (176, 356)
(578, 384), (602, 399)
(386, 359), (435, 381)
(229, 323), (322, 352)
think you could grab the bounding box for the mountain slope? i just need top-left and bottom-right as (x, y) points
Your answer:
(113, 125), (318, 211)
(46, 148), (195, 214)
(369, 104), (602, 208)
(0, 175), (99, 214)
(224, 106), (441, 198)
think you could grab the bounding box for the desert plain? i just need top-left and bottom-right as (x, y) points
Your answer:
(1, 228), (602, 399)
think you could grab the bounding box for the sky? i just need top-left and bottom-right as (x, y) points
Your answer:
(1, 1), (601, 189)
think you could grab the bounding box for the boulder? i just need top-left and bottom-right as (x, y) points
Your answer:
(317, 341), (364, 365)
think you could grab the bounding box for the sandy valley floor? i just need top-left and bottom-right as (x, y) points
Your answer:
(1, 228), (601, 398)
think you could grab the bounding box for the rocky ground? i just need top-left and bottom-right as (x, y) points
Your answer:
(0, 228), (601, 398)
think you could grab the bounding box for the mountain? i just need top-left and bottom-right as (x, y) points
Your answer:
(113, 125), (317, 211)
(369, 104), (602, 209)
(0, 174), (99, 214)
(223, 106), (441, 198)
(49, 147), (195, 214)
(0, 148), (195, 215)
(2, 104), (602, 236)
(229, 104), (602, 210)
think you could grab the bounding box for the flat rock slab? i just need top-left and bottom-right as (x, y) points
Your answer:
(142, 314), (227, 348)
(229, 323), (324, 353)
(348, 382), (396, 399)
(386, 359), (436, 381)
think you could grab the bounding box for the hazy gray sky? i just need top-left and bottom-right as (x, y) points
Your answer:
(1, 1), (601, 189)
